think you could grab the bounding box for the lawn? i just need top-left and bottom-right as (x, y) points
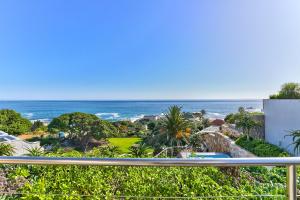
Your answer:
(108, 137), (141, 153)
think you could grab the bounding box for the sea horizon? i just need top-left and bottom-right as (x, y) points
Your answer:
(0, 98), (262, 102)
(0, 99), (263, 123)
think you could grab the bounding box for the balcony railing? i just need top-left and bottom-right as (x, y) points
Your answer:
(0, 156), (299, 199)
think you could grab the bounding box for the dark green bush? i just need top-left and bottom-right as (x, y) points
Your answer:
(270, 82), (300, 99)
(224, 113), (236, 124)
(0, 109), (32, 135)
(235, 136), (289, 157)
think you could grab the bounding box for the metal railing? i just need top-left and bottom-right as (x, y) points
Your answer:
(0, 156), (299, 199)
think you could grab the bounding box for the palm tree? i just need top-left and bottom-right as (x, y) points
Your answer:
(161, 106), (190, 147)
(235, 113), (261, 140)
(0, 143), (14, 156)
(285, 130), (300, 154)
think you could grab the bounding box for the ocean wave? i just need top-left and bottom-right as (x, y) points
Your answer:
(206, 112), (226, 119)
(22, 112), (34, 119)
(95, 112), (120, 120)
(246, 108), (262, 113)
(129, 114), (145, 122)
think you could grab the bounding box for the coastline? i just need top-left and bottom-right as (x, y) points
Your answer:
(0, 100), (263, 123)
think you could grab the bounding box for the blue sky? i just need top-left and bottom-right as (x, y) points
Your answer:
(0, 1), (300, 100)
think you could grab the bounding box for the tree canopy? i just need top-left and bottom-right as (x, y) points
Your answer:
(48, 112), (119, 151)
(146, 106), (190, 149)
(270, 82), (300, 99)
(0, 109), (32, 135)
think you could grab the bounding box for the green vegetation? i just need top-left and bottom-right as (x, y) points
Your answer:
(270, 82), (300, 99)
(235, 113), (261, 140)
(0, 106), (292, 198)
(112, 120), (147, 137)
(225, 107), (263, 125)
(0, 143), (14, 156)
(145, 106), (190, 150)
(236, 136), (289, 157)
(224, 108), (261, 140)
(108, 137), (141, 153)
(0, 148), (288, 199)
(31, 120), (47, 132)
(26, 147), (44, 156)
(285, 130), (300, 154)
(48, 112), (119, 151)
(0, 109), (32, 135)
(128, 143), (149, 157)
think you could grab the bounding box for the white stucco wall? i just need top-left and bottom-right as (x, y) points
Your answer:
(263, 99), (300, 155)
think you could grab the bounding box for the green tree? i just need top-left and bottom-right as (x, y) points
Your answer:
(236, 113), (261, 140)
(31, 120), (47, 132)
(48, 112), (118, 151)
(270, 82), (300, 99)
(150, 106), (190, 148)
(200, 109), (206, 116)
(0, 109), (32, 135)
(0, 143), (14, 156)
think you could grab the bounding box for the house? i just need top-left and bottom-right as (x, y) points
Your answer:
(0, 130), (41, 156)
(210, 119), (225, 126)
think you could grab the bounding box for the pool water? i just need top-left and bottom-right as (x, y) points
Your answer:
(187, 152), (231, 159)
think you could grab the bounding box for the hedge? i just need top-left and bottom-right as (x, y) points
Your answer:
(235, 136), (289, 157)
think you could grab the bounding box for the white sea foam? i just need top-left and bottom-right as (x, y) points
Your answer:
(22, 112), (34, 119)
(206, 112), (226, 119)
(95, 112), (120, 120)
(129, 114), (145, 122)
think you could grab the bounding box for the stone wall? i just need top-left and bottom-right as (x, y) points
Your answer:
(249, 114), (265, 140)
(201, 130), (256, 158)
(220, 124), (241, 140)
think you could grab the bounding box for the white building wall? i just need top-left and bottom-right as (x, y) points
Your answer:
(263, 99), (300, 155)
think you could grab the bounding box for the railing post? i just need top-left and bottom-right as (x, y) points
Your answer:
(287, 164), (297, 200)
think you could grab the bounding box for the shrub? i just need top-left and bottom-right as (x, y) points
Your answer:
(224, 113), (236, 124)
(235, 136), (288, 157)
(0, 143), (14, 156)
(26, 147), (44, 156)
(31, 120), (47, 132)
(0, 109), (32, 135)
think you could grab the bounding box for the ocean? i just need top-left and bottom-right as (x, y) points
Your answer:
(0, 100), (263, 123)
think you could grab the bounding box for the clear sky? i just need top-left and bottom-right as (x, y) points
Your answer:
(0, 1), (300, 100)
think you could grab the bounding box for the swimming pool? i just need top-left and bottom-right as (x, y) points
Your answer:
(181, 152), (231, 159)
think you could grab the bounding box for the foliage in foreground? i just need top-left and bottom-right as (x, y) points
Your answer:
(0, 143), (14, 156)
(236, 136), (289, 157)
(7, 149), (286, 199)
